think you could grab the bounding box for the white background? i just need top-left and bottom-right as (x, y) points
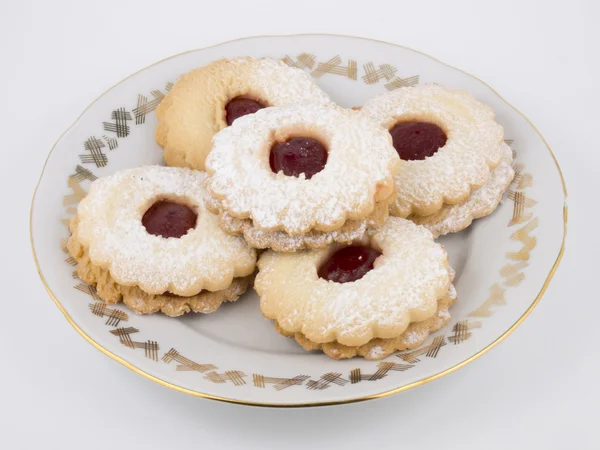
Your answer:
(2, 0), (598, 449)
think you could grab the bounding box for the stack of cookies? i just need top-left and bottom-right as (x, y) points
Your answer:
(68, 57), (514, 360)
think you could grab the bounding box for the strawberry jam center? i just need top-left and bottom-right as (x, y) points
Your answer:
(225, 97), (266, 125)
(142, 201), (197, 239)
(318, 245), (381, 283)
(389, 121), (447, 160)
(269, 137), (328, 179)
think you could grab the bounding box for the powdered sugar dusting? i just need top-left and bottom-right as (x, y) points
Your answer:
(206, 103), (399, 234)
(366, 345), (386, 359)
(71, 166), (256, 295)
(242, 57), (332, 106)
(157, 57), (332, 171)
(360, 84), (506, 217)
(204, 187), (391, 252)
(120, 275), (252, 317)
(221, 211), (368, 252)
(274, 280), (457, 360)
(256, 217), (451, 347)
(412, 143), (514, 236)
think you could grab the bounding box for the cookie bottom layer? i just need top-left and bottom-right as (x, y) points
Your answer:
(68, 235), (252, 317)
(120, 277), (252, 317)
(275, 286), (456, 360)
(205, 189), (395, 252)
(410, 159), (514, 238)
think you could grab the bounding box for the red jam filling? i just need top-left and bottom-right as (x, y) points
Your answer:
(389, 122), (447, 161)
(318, 245), (382, 283)
(269, 137), (328, 179)
(142, 200), (197, 239)
(225, 97), (266, 125)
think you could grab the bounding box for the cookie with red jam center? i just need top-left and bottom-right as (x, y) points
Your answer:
(360, 84), (512, 221)
(255, 217), (456, 359)
(67, 166), (257, 316)
(204, 103), (400, 252)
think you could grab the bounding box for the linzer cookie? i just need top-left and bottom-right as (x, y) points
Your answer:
(204, 103), (400, 252)
(360, 85), (514, 235)
(67, 166), (257, 317)
(156, 57), (331, 171)
(255, 217), (456, 359)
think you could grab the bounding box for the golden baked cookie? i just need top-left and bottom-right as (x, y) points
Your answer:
(204, 184), (396, 252)
(255, 217), (455, 358)
(411, 142), (514, 237)
(276, 285), (456, 360)
(67, 166), (257, 316)
(360, 85), (511, 222)
(156, 57), (331, 171)
(205, 103), (400, 252)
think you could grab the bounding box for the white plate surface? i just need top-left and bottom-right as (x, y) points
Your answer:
(31, 34), (566, 407)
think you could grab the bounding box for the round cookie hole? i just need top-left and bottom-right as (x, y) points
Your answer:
(269, 136), (328, 179)
(142, 200), (198, 239)
(318, 245), (382, 284)
(225, 96), (267, 126)
(389, 121), (447, 161)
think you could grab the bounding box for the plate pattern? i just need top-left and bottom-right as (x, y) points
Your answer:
(59, 51), (538, 393)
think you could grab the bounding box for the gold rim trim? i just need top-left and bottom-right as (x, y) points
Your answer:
(30, 33), (568, 408)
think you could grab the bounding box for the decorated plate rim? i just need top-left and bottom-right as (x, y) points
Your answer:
(29, 33), (568, 408)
